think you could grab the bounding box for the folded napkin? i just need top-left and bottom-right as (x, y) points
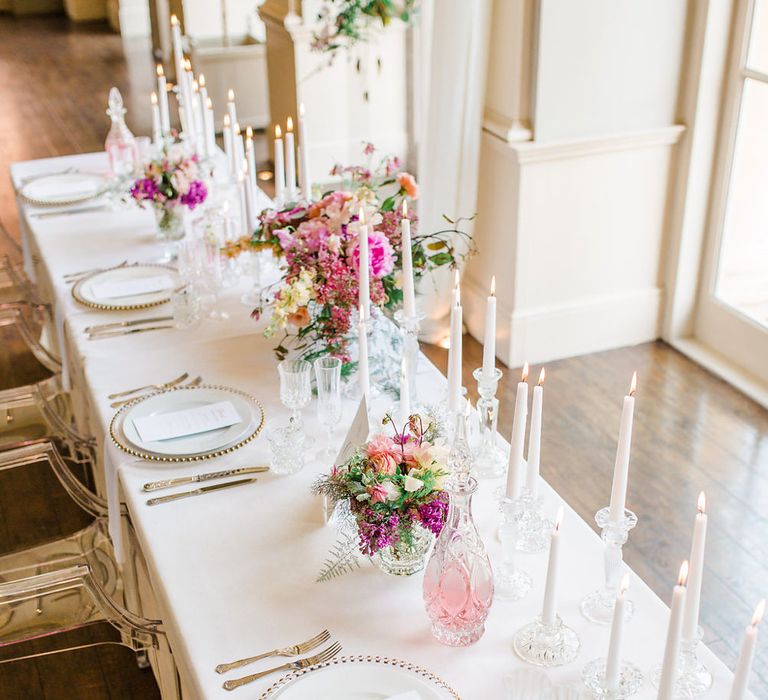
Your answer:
(133, 401), (240, 442)
(91, 274), (174, 300)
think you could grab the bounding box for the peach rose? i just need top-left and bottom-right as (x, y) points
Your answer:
(286, 306), (311, 328)
(396, 172), (419, 200)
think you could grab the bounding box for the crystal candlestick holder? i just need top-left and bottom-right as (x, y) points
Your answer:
(471, 367), (507, 478)
(394, 309), (424, 410)
(514, 489), (553, 553)
(513, 615), (581, 667)
(649, 630), (713, 698)
(580, 507), (638, 624)
(495, 501), (532, 601)
(582, 658), (645, 698)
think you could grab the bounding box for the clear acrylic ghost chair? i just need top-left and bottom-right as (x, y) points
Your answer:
(0, 374), (87, 450)
(0, 564), (165, 675)
(0, 300), (61, 376)
(0, 255), (36, 305)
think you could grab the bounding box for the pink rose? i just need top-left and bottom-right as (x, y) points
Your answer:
(349, 230), (395, 279)
(366, 433), (399, 475)
(368, 483), (388, 504)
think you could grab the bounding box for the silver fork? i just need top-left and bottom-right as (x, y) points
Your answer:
(109, 376), (202, 408)
(222, 642), (341, 691)
(107, 372), (189, 399)
(215, 629), (331, 674)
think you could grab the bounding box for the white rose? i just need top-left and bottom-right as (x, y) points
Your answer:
(381, 481), (400, 501)
(403, 472), (424, 493)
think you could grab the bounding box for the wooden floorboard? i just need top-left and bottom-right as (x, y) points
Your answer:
(0, 11), (766, 700)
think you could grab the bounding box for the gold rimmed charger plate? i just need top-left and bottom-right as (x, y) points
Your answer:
(109, 384), (265, 463)
(258, 655), (462, 700)
(19, 172), (110, 208)
(72, 263), (179, 312)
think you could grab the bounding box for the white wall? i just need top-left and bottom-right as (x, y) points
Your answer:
(534, 0), (689, 141)
(464, 0), (691, 366)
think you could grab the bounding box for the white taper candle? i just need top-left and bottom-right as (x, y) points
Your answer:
(505, 363), (529, 499)
(274, 124), (285, 206)
(400, 200), (416, 319)
(284, 116), (297, 202)
(604, 573), (630, 690)
(609, 372), (637, 522)
(525, 368), (545, 496)
(541, 506), (564, 625)
(658, 561), (689, 700)
(729, 600), (765, 700)
(481, 276), (497, 379)
(682, 492), (708, 641)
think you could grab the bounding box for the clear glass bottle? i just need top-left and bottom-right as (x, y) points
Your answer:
(105, 87), (139, 177)
(423, 476), (494, 646)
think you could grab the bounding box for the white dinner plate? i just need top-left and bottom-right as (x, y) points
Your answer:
(121, 387), (256, 457)
(260, 657), (460, 700)
(19, 172), (108, 206)
(72, 264), (180, 311)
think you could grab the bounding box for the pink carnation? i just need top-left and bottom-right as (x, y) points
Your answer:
(366, 433), (399, 475)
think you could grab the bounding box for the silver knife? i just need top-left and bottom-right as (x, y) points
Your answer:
(146, 477), (258, 506)
(30, 204), (110, 219)
(143, 466), (269, 492)
(88, 324), (175, 340)
(85, 316), (174, 334)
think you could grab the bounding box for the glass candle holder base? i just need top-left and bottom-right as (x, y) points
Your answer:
(649, 637), (713, 698)
(473, 443), (508, 478)
(582, 658), (644, 698)
(513, 615), (581, 667)
(495, 566), (532, 601)
(580, 589), (635, 625)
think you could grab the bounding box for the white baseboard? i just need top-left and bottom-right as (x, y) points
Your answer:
(463, 282), (663, 367)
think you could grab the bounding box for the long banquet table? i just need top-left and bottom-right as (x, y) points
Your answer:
(11, 152), (746, 699)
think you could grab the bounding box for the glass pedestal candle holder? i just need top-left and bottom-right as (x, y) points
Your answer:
(582, 658), (644, 698)
(580, 507), (637, 624)
(394, 309), (424, 410)
(495, 503), (532, 601)
(471, 367), (507, 478)
(649, 631), (713, 698)
(514, 489), (553, 553)
(513, 614), (581, 667)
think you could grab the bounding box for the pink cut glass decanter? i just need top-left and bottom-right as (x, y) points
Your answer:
(423, 475), (494, 646)
(105, 87), (139, 177)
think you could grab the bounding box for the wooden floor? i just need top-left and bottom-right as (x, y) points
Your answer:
(1, 12), (767, 700)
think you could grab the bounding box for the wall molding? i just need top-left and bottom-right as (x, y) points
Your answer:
(506, 288), (663, 366)
(501, 124), (686, 163)
(482, 108), (533, 143)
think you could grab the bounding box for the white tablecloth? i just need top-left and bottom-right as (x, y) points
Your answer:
(11, 152), (745, 699)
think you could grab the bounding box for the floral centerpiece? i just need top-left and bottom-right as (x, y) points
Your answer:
(311, 0), (419, 57)
(313, 413), (449, 578)
(228, 143), (473, 375)
(130, 139), (208, 241)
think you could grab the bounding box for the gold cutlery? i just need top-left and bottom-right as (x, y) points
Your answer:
(222, 642), (342, 691)
(109, 376), (202, 408)
(30, 204), (110, 219)
(87, 323), (175, 340)
(108, 372), (189, 399)
(143, 466), (269, 492)
(85, 315), (174, 334)
(146, 477), (258, 507)
(216, 629), (331, 675)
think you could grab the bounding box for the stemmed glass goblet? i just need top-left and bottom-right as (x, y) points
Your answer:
(278, 359), (312, 430)
(314, 357), (342, 458)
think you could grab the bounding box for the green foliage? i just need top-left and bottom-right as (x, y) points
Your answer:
(316, 530), (362, 583)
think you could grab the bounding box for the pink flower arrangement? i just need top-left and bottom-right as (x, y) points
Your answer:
(313, 413), (449, 559)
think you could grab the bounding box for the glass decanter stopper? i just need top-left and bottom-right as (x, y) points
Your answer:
(447, 403), (472, 485)
(105, 87), (139, 177)
(423, 476), (494, 646)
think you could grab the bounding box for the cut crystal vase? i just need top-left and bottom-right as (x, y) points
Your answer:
(423, 476), (494, 646)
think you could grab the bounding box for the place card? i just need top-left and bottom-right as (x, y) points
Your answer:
(133, 400), (241, 442)
(91, 275), (174, 300)
(334, 395), (369, 467)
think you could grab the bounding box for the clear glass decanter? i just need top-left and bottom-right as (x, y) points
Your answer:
(105, 87), (139, 177)
(423, 476), (494, 646)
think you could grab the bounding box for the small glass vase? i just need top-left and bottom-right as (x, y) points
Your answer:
(376, 523), (433, 577)
(423, 476), (494, 646)
(154, 204), (187, 242)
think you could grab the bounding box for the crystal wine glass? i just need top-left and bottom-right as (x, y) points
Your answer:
(278, 359), (312, 429)
(314, 357), (342, 458)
